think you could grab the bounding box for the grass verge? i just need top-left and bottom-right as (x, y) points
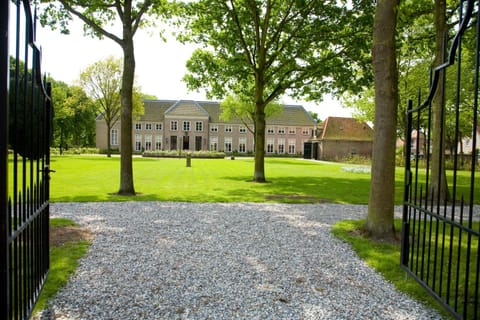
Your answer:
(332, 219), (454, 319)
(32, 218), (92, 315)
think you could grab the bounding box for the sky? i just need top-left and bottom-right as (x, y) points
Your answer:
(9, 5), (353, 121)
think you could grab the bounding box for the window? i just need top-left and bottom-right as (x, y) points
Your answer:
(224, 137), (232, 152)
(155, 135), (162, 150)
(145, 123), (152, 130)
(195, 121), (203, 132)
(135, 123), (142, 130)
(135, 134), (142, 151)
(171, 121), (178, 131)
(288, 127), (296, 134)
(225, 125), (232, 133)
(267, 138), (274, 153)
(267, 127), (275, 134)
(302, 128), (310, 135)
(155, 123), (162, 130)
(145, 135), (152, 151)
(278, 138), (285, 154)
(210, 137), (218, 151)
(111, 129), (118, 146)
(288, 139), (296, 154)
(183, 121), (191, 131)
(210, 125), (218, 132)
(278, 127), (285, 134)
(239, 126), (247, 133)
(239, 138), (246, 153)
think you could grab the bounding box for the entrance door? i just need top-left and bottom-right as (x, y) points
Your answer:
(195, 136), (202, 151)
(183, 135), (190, 150)
(170, 136), (177, 150)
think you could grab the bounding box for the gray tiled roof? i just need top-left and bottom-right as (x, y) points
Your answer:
(135, 100), (316, 126)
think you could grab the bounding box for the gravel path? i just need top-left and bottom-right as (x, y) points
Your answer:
(43, 202), (444, 319)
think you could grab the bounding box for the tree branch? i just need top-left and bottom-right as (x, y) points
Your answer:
(58, 0), (123, 46)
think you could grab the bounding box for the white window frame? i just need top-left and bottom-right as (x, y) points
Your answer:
(183, 121), (191, 131)
(155, 135), (162, 150)
(225, 125), (232, 133)
(135, 134), (142, 151)
(288, 139), (296, 154)
(111, 128), (118, 146)
(239, 126), (247, 133)
(288, 127), (296, 134)
(210, 125), (218, 132)
(210, 137), (218, 151)
(267, 138), (274, 153)
(135, 123), (142, 130)
(171, 121), (178, 131)
(267, 127), (275, 134)
(239, 137), (246, 153)
(224, 136), (232, 152)
(145, 135), (152, 151)
(145, 123), (152, 130)
(195, 121), (203, 132)
(302, 128), (310, 135)
(278, 127), (285, 134)
(278, 138), (285, 154)
(155, 123), (162, 130)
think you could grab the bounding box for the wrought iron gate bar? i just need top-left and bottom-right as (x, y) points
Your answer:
(1, 1), (51, 319)
(402, 0), (480, 319)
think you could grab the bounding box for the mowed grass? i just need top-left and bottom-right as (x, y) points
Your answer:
(48, 156), (381, 203)
(44, 155), (480, 203)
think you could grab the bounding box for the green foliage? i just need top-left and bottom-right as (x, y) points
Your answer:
(50, 80), (97, 149)
(220, 94), (283, 134)
(180, 1), (374, 102)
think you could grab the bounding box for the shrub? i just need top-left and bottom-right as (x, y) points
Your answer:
(143, 150), (226, 158)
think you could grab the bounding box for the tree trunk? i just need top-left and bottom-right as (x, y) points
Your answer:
(366, 0), (399, 239)
(254, 106), (266, 182)
(430, 0), (450, 203)
(118, 28), (136, 195)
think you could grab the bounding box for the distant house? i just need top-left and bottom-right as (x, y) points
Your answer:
(305, 117), (374, 160)
(96, 99), (317, 154)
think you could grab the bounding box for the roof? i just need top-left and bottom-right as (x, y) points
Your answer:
(320, 117), (373, 141)
(130, 99), (316, 126)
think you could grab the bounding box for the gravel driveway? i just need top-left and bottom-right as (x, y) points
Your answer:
(43, 202), (444, 319)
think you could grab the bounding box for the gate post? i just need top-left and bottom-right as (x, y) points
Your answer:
(0, 1), (10, 319)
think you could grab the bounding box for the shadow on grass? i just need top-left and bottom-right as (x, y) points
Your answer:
(222, 175), (374, 204)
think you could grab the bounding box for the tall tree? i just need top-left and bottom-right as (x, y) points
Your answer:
(41, 0), (170, 195)
(366, 0), (400, 239)
(180, 0), (373, 182)
(80, 57), (122, 157)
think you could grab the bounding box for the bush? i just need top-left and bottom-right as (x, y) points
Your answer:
(143, 150), (226, 159)
(51, 147), (100, 155)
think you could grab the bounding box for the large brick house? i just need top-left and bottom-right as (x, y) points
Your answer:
(96, 99), (317, 154)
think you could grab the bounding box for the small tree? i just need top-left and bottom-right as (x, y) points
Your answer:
(80, 57), (122, 157)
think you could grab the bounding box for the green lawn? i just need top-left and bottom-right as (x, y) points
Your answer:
(45, 155), (478, 204)
(46, 155), (394, 203)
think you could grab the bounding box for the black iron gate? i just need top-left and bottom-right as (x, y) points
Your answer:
(401, 0), (479, 319)
(1, 1), (52, 319)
